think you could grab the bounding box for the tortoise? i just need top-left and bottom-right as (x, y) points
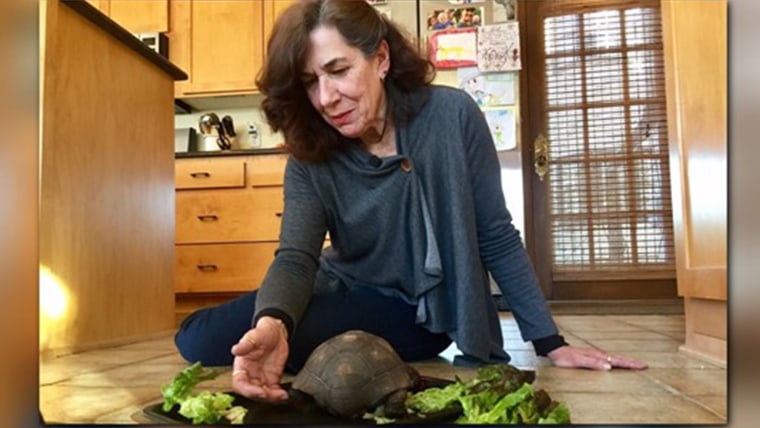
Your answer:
(290, 330), (418, 419)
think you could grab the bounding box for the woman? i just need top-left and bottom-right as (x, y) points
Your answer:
(174, 0), (647, 402)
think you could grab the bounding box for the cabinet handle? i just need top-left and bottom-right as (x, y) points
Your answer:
(197, 215), (219, 222)
(190, 172), (211, 178)
(197, 264), (218, 272)
(275, 212), (283, 217)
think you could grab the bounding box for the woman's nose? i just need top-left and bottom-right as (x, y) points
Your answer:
(318, 77), (339, 107)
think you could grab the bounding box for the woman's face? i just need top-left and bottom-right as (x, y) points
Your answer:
(302, 26), (389, 140)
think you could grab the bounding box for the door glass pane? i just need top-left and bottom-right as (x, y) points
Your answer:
(543, 5), (674, 275)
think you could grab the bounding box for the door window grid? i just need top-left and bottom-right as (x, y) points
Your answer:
(543, 5), (674, 274)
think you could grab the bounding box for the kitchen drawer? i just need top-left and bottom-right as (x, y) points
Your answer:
(175, 157), (247, 190)
(176, 187), (283, 243)
(175, 242), (279, 292)
(248, 154), (287, 187)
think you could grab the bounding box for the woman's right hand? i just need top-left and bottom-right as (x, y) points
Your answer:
(230, 316), (290, 401)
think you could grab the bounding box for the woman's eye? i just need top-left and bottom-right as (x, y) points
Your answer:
(332, 68), (349, 76)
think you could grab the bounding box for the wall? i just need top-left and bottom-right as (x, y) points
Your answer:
(174, 94), (284, 150)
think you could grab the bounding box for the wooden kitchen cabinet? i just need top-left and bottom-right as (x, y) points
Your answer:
(168, 0), (296, 98)
(85, 0), (168, 33)
(174, 153), (287, 325)
(662, 0), (727, 365)
(263, 0), (297, 55)
(169, 0), (265, 97)
(41, 0), (185, 352)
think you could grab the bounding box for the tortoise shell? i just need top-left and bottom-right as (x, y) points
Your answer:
(291, 330), (413, 418)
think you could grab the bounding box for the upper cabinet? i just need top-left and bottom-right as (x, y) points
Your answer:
(89, 0), (298, 97)
(263, 0), (296, 55)
(169, 0), (294, 98)
(86, 0), (169, 33)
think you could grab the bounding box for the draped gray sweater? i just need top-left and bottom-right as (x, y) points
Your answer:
(254, 85), (560, 364)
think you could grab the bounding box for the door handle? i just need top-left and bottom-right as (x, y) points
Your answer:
(534, 133), (549, 181)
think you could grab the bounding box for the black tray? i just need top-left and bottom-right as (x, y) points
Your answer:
(143, 376), (461, 425)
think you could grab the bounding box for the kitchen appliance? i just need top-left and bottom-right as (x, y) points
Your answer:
(134, 32), (169, 58)
(221, 115), (238, 149)
(198, 113), (231, 151)
(174, 127), (198, 153)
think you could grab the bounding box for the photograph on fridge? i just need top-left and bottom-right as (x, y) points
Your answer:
(426, 6), (484, 31)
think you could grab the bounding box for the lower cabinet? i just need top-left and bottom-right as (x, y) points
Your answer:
(174, 153), (287, 326)
(175, 242), (280, 293)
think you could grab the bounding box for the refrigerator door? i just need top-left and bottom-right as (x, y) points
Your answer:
(419, 0), (497, 40)
(368, 0), (420, 48)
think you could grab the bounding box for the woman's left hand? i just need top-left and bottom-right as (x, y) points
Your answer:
(547, 345), (649, 371)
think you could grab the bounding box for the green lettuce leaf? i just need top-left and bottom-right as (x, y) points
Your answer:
(405, 364), (571, 425)
(160, 363), (249, 425)
(539, 401), (571, 424)
(405, 382), (466, 414)
(178, 390), (236, 424)
(160, 361), (219, 412)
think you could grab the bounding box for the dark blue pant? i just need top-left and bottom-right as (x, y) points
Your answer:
(174, 286), (452, 373)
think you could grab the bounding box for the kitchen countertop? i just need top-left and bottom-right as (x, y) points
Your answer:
(176, 147), (286, 158)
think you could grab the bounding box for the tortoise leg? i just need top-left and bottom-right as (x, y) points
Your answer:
(382, 390), (409, 419)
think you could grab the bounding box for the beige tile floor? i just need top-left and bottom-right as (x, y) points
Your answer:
(39, 313), (726, 424)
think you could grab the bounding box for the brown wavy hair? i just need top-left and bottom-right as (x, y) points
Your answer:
(256, 0), (436, 162)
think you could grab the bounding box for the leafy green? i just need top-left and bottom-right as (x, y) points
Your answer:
(539, 402), (571, 424)
(225, 405), (248, 424)
(405, 382), (466, 414)
(362, 410), (397, 425)
(178, 390), (247, 425)
(405, 364), (571, 425)
(456, 382), (534, 424)
(160, 362), (248, 425)
(160, 362), (219, 412)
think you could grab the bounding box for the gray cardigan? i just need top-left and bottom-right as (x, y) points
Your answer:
(254, 85), (560, 364)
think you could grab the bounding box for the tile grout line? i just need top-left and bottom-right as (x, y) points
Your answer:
(636, 371), (726, 420)
(39, 351), (182, 387)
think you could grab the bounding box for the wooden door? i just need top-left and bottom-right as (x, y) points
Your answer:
(521, 0), (678, 299)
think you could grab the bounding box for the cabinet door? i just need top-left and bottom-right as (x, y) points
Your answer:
(263, 0), (296, 54)
(86, 0), (168, 33)
(662, 0), (726, 363)
(108, 0), (168, 33)
(85, 0), (108, 14)
(171, 0), (265, 97)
